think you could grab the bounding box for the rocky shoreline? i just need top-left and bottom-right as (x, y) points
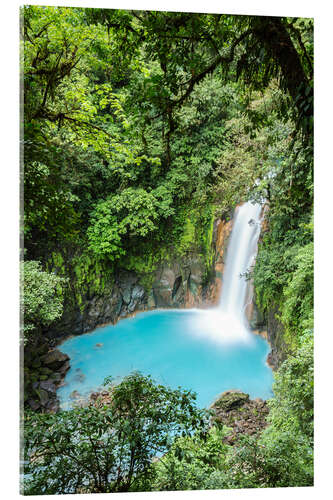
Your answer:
(25, 307), (274, 414)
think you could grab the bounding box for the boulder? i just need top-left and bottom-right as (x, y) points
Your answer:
(213, 390), (250, 412)
(211, 389), (269, 445)
(46, 399), (60, 413)
(27, 399), (41, 411)
(58, 360), (70, 375)
(39, 380), (56, 394)
(41, 349), (70, 370)
(70, 390), (81, 400)
(50, 372), (62, 384)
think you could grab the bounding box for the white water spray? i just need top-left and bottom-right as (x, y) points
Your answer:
(219, 202), (262, 315)
(191, 201), (262, 345)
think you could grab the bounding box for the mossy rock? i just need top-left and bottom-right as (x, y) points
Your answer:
(40, 367), (53, 375)
(50, 373), (61, 382)
(213, 390), (250, 412)
(37, 388), (49, 406)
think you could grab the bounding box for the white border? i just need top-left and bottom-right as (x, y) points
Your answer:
(1, 1), (331, 499)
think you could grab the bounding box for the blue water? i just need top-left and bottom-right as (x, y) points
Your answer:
(58, 308), (273, 409)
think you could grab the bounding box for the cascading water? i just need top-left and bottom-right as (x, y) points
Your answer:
(192, 201), (262, 344)
(219, 202), (262, 315)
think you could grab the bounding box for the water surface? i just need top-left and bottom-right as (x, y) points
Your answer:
(58, 308), (273, 409)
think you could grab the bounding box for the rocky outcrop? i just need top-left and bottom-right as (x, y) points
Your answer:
(150, 257), (208, 309)
(25, 347), (70, 413)
(248, 297), (288, 370)
(211, 390), (269, 445)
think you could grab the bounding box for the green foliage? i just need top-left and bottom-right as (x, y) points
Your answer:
(23, 161), (81, 241)
(171, 204), (214, 263)
(281, 241), (314, 341)
(153, 425), (231, 491)
(87, 187), (174, 259)
(252, 108), (313, 348)
(22, 6), (134, 156)
(265, 331), (314, 440)
(21, 261), (67, 343)
(227, 332), (314, 488)
(23, 373), (208, 494)
(176, 214), (196, 257)
(254, 208), (313, 348)
(224, 430), (313, 489)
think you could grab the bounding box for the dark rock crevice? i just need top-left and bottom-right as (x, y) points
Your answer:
(172, 275), (182, 299)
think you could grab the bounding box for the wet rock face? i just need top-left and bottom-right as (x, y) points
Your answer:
(47, 258), (218, 342)
(211, 390), (269, 445)
(151, 264), (192, 308)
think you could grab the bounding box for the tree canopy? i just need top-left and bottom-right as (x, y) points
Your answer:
(23, 372), (208, 494)
(22, 6), (313, 263)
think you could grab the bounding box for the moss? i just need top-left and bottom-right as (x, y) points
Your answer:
(139, 272), (155, 293)
(68, 251), (115, 310)
(214, 391), (250, 411)
(172, 203), (212, 259)
(123, 252), (160, 275)
(200, 205), (214, 271)
(177, 216), (196, 256)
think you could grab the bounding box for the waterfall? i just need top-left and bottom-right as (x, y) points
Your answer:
(191, 201), (262, 344)
(219, 202), (262, 319)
